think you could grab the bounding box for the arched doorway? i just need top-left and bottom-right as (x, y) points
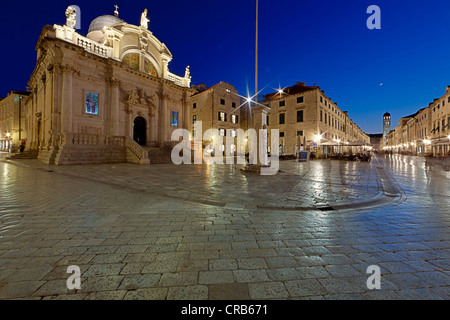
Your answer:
(133, 116), (147, 146)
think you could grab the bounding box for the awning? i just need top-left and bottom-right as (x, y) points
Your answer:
(347, 140), (370, 146)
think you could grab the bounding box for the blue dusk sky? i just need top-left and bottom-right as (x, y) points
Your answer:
(1, 0), (449, 134)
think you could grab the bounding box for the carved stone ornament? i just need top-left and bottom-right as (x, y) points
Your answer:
(101, 26), (115, 47)
(55, 63), (80, 76)
(107, 78), (121, 86)
(126, 88), (156, 115)
(140, 36), (148, 50)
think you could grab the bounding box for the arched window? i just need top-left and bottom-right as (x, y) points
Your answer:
(123, 53), (140, 71)
(144, 58), (157, 77)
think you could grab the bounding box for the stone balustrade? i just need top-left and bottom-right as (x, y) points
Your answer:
(164, 71), (190, 88)
(125, 137), (150, 164)
(54, 24), (113, 60)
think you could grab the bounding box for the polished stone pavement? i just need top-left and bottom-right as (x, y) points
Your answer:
(0, 153), (448, 300)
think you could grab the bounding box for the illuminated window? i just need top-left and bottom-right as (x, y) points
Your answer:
(171, 111), (178, 126)
(218, 112), (227, 122)
(144, 58), (157, 77)
(219, 128), (226, 136)
(231, 115), (239, 124)
(85, 92), (99, 115)
(123, 53), (139, 71)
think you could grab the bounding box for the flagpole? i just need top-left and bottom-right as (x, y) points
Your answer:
(255, 0), (258, 103)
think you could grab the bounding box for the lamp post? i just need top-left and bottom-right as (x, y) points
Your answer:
(314, 134), (322, 158)
(6, 132), (11, 152)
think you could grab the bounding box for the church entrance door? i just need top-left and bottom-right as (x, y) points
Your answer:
(133, 116), (147, 146)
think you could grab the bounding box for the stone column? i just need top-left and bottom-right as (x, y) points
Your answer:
(61, 67), (73, 134)
(150, 103), (159, 146)
(158, 92), (169, 146)
(109, 78), (120, 136)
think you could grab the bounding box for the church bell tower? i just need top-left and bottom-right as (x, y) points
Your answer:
(383, 112), (391, 138)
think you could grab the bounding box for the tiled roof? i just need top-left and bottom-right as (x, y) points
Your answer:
(263, 82), (319, 101)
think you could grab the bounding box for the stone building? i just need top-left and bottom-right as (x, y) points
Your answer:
(384, 86), (450, 157)
(24, 7), (193, 165)
(368, 133), (383, 151)
(429, 87), (450, 156)
(188, 82), (250, 156)
(0, 91), (30, 152)
(262, 82), (370, 156)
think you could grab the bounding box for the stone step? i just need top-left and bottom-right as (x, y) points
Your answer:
(6, 150), (39, 160)
(148, 147), (172, 164)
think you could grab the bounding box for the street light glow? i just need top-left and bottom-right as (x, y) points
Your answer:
(314, 134), (322, 142)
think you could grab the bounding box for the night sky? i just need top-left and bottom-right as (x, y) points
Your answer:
(1, 0), (449, 134)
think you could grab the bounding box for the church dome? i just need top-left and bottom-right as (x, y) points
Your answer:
(87, 15), (124, 42)
(88, 15), (124, 33)
(383, 112), (391, 118)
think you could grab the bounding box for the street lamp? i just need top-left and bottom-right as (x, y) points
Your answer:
(314, 134), (322, 158)
(5, 132), (11, 152)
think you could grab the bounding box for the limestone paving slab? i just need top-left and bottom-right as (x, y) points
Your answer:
(0, 155), (448, 300)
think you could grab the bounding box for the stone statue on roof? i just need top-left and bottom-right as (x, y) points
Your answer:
(140, 9), (150, 30)
(185, 66), (191, 79)
(65, 6), (77, 28)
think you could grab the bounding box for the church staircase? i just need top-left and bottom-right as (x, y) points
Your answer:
(6, 149), (39, 160)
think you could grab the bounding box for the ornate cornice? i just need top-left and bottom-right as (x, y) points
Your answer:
(107, 78), (121, 87)
(54, 63), (80, 75)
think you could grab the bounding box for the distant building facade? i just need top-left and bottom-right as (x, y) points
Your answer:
(262, 82), (370, 157)
(0, 91), (30, 152)
(188, 82), (250, 156)
(368, 133), (383, 151)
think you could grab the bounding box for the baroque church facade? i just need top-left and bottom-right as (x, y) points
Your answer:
(25, 7), (194, 165)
